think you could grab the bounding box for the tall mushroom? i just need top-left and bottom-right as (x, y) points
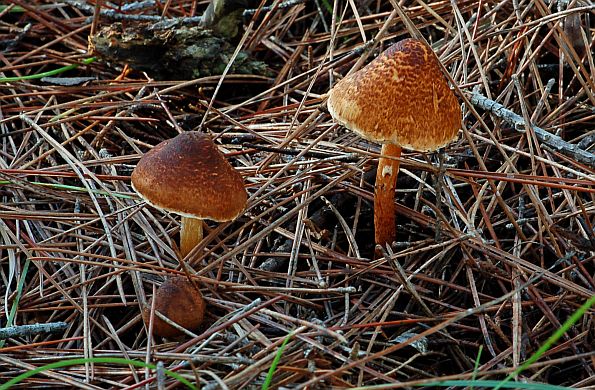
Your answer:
(131, 131), (247, 257)
(327, 38), (460, 246)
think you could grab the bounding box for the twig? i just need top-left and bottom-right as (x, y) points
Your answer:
(469, 91), (595, 168)
(243, 0), (306, 16)
(0, 322), (68, 339)
(64, 0), (202, 26)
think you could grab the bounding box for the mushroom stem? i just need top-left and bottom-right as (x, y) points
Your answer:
(180, 217), (203, 257)
(374, 143), (402, 246)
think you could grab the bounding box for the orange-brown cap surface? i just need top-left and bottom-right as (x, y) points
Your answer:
(131, 132), (247, 222)
(327, 38), (460, 152)
(145, 277), (205, 338)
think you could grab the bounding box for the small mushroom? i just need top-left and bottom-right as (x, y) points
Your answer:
(327, 38), (460, 246)
(145, 277), (205, 338)
(131, 131), (248, 257)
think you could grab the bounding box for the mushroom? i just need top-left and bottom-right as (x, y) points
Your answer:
(327, 38), (460, 246)
(131, 131), (248, 257)
(145, 276), (206, 338)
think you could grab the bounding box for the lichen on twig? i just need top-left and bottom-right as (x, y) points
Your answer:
(0, 322), (68, 339)
(469, 91), (595, 168)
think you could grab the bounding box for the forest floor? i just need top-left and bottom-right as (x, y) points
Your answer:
(0, 1), (594, 389)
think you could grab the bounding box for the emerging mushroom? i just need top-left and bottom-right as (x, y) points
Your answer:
(131, 131), (248, 257)
(145, 276), (205, 338)
(327, 38), (460, 246)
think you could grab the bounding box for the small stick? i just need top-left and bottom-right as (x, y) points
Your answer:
(243, 0), (306, 16)
(0, 322), (68, 339)
(469, 91), (595, 168)
(156, 361), (166, 390)
(65, 0), (202, 26)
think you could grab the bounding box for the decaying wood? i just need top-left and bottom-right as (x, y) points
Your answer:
(90, 23), (267, 80)
(201, 0), (259, 38)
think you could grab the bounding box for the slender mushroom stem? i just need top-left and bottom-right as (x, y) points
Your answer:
(374, 143), (402, 246)
(180, 217), (203, 257)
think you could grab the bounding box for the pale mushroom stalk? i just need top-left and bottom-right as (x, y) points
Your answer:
(131, 131), (248, 260)
(374, 143), (402, 246)
(180, 217), (203, 257)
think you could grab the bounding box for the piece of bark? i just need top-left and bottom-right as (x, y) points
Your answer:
(201, 0), (259, 38)
(90, 23), (267, 80)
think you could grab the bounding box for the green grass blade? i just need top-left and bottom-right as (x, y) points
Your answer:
(0, 5), (25, 12)
(417, 379), (571, 390)
(470, 344), (483, 390)
(320, 0), (333, 13)
(0, 258), (31, 348)
(0, 357), (197, 389)
(0, 180), (134, 200)
(262, 331), (294, 390)
(0, 57), (96, 83)
(354, 297), (594, 390)
(494, 294), (595, 390)
(355, 379), (571, 390)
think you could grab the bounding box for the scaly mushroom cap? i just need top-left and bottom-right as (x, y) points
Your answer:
(327, 38), (460, 152)
(131, 132), (247, 222)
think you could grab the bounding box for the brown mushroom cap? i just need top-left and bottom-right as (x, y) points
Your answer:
(145, 277), (205, 338)
(327, 38), (460, 152)
(131, 132), (247, 222)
